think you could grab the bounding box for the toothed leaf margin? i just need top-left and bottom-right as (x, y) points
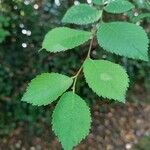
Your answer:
(52, 92), (91, 150)
(22, 73), (73, 106)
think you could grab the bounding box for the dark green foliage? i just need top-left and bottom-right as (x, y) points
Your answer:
(0, 16), (9, 43)
(133, 136), (150, 150)
(0, 0), (69, 135)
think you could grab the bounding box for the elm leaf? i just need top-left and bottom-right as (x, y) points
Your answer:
(42, 27), (92, 52)
(52, 92), (91, 150)
(97, 22), (149, 61)
(104, 0), (135, 13)
(62, 4), (102, 25)
(22, 73), (73, 106)
(83, 59), (129, 102)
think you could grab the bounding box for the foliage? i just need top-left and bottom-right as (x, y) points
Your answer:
(52, 92), (91, 150)
(97, 22), (149, 61)
(62, 4), (102, 25)
(0, 0), (149, 149)
(21, 0), (150, 149)
(0, 0), (66, 135)
(22, 73), (73, 106)
(132, 13), (150, 23)
(0, 16), (9, 43)
(104, 0), (134, 13)
(83, 59), (129, 102)
(42, 27), (92, 52)
(133, 136), (150, 150)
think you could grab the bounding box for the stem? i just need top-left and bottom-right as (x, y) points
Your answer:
(72, 35), (95, 93)
(87, 36), (94, 58)
(100, 9), (104, 23)
(72, 65), (83, 93)
(71, 6), (105, 93)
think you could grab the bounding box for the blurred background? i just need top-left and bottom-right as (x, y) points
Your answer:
(0, 0), (150, 149)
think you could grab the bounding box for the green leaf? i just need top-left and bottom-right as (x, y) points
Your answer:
(97, 22), (149, 61)
(52, 92), (91, 150)
(83, 59), (129, 102)
(104, 0), (135, 13)
(62, 4), (102, 25)
(22, 73), (73, 106)
(42, 27), (92, 52)
(93, 0), (103, 5)
(132, 13), (150, 22)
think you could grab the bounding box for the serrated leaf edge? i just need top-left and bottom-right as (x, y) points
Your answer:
(97, 22), (149, 61)
(52, 91), (92, 150)
(42, 27), (92, 53)
(83, 59), (130, 103)
(62, 4), (102, 25)
(104, 0), (135, 14)
(21, 73), (73, 106)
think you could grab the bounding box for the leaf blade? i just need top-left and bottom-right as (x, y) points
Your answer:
(42, 27), (92, 52)
(104, 0), (135, 13)
(97, 22), (149, 61)
(132, 13), (150, 22)
(52, 92), (91, 150)
(83, 59), (129, 102)
(62, 4), (102, 25)
(21, 73), (73, 106)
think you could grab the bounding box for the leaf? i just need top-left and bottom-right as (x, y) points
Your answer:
(83, 59), (129, 102)
(93, 0), (103, 5)
(104, 0), (135, 13)
(132, 13), (150, 22)
(97, 22), (149, 61)
(62, 4), (102, 25)
(22, 73), (73, 106)
(42, 27), (92, 52)
(52, 92), (91, 150)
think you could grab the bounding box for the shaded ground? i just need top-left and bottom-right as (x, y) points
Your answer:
(0, 102), (149, 150)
